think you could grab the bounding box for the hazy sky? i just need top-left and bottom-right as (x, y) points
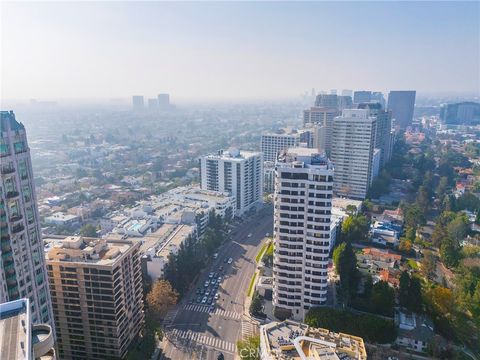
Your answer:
(1, 1), (479, 101)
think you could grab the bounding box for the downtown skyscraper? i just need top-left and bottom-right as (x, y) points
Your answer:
(272, 148), (333, 321)
(0, 111), (54, 326)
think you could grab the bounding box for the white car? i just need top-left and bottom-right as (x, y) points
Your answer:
(213, 253), (218, 259)
(247, 233), (252, 238)
(208, 272), (214, 279)
(227, 257), (233, 264)
(201, 296), (207, 304)
(205, 290), (210, 296)
(204, 280), (210, 287)
(214, 293), (219, 300)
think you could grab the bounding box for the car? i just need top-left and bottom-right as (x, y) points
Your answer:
(214, 293), (219, 300)
(205, 290), (210, 296)
(208, 272), (214, 279)
(217, 276), (222, 282)
(209, 304), (216, 312)
(204, 280), (210, 287)
(219, 265), (224, 272)
(227, 257), (233, 264)
(201, 296), (207, 304)
(210, 279), (216, 286)
(265, 232), (270, 237)
(213, 253), (218, 259)
(213, 272), (217, 278)
(196, 296), (202, 303)
(248, 233), (252, 238)
(208, 296), (213, 304)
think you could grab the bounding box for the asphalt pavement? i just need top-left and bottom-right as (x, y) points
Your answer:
(162, 205), (273, 360)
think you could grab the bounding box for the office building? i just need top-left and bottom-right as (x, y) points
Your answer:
(46, 236), (144, 360)
(387, 90), (416, 129)
(200, 149), (263, 215)
(440, 101), (480, 125)
(264, 161), (276, 194)
(303, 107), (338, 155)
(260, 320), (367, 360)
(314, 94), (338, 108)
(358, 102), (393, 166)
(273, 148), (333, 320)
(353, 90), (372, 104)
(341, 89), (353, 97)
(148, 98), (158, 109)
(331, 109), (377, 200)
(132, 96), (144, 111)
(0, 298), (56, 360)
(337, 95), (353, 110)
(372, 91), (386, 108)
(157, 93), (170, 108)
(0, 111), (54, 327)
(261, 130), (302, 162)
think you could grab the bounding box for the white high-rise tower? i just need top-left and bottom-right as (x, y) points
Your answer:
(272, 148), (333, 321)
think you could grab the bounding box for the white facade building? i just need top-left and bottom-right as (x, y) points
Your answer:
(273, 148), (333, 320)
(0, 111), (54, 327)
(303, 107), (338, 156)
(261, 131), (301, 163)
(331, 109), (377, 200)
(200, 149), (263, 216)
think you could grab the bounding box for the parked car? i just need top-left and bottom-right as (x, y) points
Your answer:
(205, 290), (210, 296)
(196, 296), (202, 303)
(201, 296), (208, 304)
(208, 297), (213, 304)
(227, 258), (233, 264)
(248, 233), (252, 238)
(213, 253), (218, 259)
(214, 293), (219, 300)
(209, 272), (214, 279)
(205, 280), (210, 287)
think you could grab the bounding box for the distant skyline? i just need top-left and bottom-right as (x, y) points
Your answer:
(1, 1), (479, 102)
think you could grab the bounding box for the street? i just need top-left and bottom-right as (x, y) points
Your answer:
(161, 205), (273, 360)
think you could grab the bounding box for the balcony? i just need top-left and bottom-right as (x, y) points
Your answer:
(6, 277), (17, 286)
(1, 167), (15, 175)
(11, 224), (24, 234)
(1, 243), (12, 253)
(5, 191), (19, 199)
(9, 214), (23, 223)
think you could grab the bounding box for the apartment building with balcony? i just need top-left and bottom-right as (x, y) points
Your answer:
(273, 148), (333, 321)
(0, 111), (54, 328)
(200, 149), (263, 216)
(45, 236), (144, 360)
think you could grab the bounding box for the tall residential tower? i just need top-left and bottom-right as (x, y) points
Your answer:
(273, 148), (333, 320)
(0, 111), (54, 326)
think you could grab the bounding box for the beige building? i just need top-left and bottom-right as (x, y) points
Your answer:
(45, 236), (144, 360)
(260, 320), (367, 360)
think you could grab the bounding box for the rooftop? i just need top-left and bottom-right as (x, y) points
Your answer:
(203, 148), (261, 161)
(261, 320), (367, 360)
(45, 236), (136, 266)
(1, 110), (25, 133)
(277, 147), (333, 170)
(0, 299), (29, 360)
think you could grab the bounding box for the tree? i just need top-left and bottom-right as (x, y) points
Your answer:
(341, 214), (369, 243)
(333, 242), (358, 301)
(364, 274), (373, 299)
(421, 250), (437, 280)
(440, 237), (460, 268)
(416, 186), (431, 215)
(79, 224), (97, 237)
(446, 216), (468, 243)
(398, 271), (410, 307)
(404, 204), (426, 229)
(249, 291), (263, 317)
(398, 238), (413, 254)
(237, 335), (260, 360)
(407, 277), (423, 313)
(436, 177), (449, 199)
(146, 280), (178, 321)
(371, 281), (395, 316)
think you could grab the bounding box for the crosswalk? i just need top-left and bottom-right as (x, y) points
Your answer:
(169, 328), (236, 353)
(183, 304), (242, 320)
(241, 320), (257, 340)
(163, 308), (178, 326)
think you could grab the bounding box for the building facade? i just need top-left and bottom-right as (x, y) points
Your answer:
(331, 109), (377, 200)
(261, 131), (301, 163)
(273, 148), (333, 320)
(440, 101), (480, 125)
(46, 236), (144, 360)
(0, 111), (54, 327)
(200, 149), (263, 215)
(387, 90), (416, 129)
(353, 90), (372, 104)
(132, 96), (144, 111)
(303, 107), (338, 156)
